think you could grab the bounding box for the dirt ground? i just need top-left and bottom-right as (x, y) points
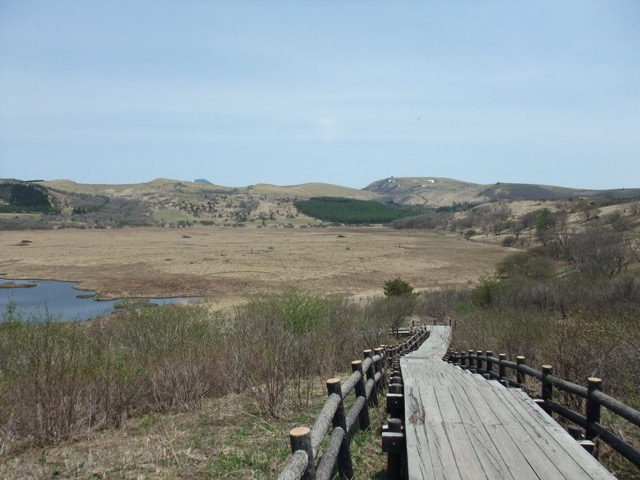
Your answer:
(0, 227), (511, 307)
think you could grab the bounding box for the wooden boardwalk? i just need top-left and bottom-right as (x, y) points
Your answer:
(399, 326), (616, 479)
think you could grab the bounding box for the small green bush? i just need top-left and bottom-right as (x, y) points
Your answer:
(472, 275), (504, 306)
(453, 301), (478, 314)
(383, 278), (414, 297)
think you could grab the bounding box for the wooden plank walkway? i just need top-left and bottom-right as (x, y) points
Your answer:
(399, 326), (616, 479)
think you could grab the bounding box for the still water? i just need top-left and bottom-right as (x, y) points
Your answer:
(0, 278), (198, 322)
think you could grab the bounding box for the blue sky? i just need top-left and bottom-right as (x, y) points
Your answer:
(1, 1), (639, 190)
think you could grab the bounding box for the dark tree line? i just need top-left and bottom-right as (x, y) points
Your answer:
(295, 197), (418, 224)
(0, 183), (55, 213)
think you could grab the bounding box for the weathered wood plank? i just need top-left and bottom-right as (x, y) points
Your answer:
(407, 325), (451, 359)
(431, 385), (502, 477)
(460, 385), (541, 479)
(403, 360), (460, 479)
(423, 384), (534, 479)
(399, 326), (616, 479)
(485, 388), (588, 478)
(504, 389), (616, 479)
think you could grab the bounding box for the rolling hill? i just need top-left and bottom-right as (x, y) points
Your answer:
(1, 176), (639, 230)
(362, 177), (640, 206)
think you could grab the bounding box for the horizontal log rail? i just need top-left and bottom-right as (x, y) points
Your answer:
(278, 326), (430, 480)
(447, 350), (640, 468)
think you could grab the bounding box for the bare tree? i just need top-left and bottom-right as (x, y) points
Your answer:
(568, 228), (635, 279)
(579, 201), (600, 223)
(519, 211), (538, 230)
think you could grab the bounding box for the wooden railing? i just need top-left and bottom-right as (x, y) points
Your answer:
(277, 326), (430, 480)
(448, 350), (640, 468)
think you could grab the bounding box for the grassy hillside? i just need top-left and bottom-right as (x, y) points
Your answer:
(363, 177), (486, 206)
(478, 182), (640, 201)
(364, 177), (640, 207)
(25, 179), (382, 229)
(249, 182), (379, 200)
(2, 176), (639, 231)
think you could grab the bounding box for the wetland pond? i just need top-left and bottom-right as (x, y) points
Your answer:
(0, 278), (199, 322)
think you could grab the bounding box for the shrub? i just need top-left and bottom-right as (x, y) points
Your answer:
(383, 278), (414, 297)
(501, 235), (517, 247)
(463, 229), (477, 240)
(414, 285), (471, 323)
(472, 276), (504, 307)
(0, 303), (227, 452)
(496, 251), (556, 281)
(369, 294), (416, 335)
(227, 288), (371, 417)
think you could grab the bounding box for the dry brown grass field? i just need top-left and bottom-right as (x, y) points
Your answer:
(0, 227), (511, 306)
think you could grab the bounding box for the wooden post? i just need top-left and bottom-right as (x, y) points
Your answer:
(289, 427), (316, 480)
(374, 347), (384, 364)
(351, 361), (371, 431)
(380, 345), (388, 371)
(327, 378), (353, 479)
(567, 425), (582, 439)
(486, 351), (493, 378)
(388, 365), (404, 420)
(468, 350), (475, 372)
(516, 356), (526, 386)
(541, 365), (553, 416)
(586, 378), (602, 442)
(364, 350), (378, 407)
(498, 353), (507, 382)
(382, 418), (405, 480)
(389, 383), (403, 394)
(374, 347), (385, 390)
(476, 350), (483, 372)
(388, 345), (397, 362)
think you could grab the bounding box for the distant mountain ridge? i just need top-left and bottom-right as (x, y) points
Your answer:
(8, 176), (640, 208)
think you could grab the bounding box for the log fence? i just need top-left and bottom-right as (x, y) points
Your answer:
(447, 350), (640, 468)
(277, 326), (430, 480)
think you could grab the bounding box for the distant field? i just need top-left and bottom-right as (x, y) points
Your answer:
(152, 209), (200, 224)
(0, 227), (511, 307)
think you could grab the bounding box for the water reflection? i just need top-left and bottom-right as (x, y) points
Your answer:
(0, 278), (199, 322)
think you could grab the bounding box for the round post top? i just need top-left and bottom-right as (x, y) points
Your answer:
(290, 426), (311, 437)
